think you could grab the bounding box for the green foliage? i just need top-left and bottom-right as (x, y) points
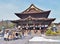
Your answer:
(56, 30), (60, 33)
(8, 23), (15, 28)
(45, 29), (60, 36)
(0, 20), (15, 29)
(51, 32), (57, 36)
(45, 29), (52, 36)
(56, 30), (60, 35)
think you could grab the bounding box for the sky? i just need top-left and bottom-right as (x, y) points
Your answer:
(0, 0), (60, 23)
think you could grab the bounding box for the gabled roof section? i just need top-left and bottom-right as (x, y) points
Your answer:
(22, 4), (44, 14)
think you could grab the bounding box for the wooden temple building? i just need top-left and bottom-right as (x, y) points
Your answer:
(11, 4), (56, 34)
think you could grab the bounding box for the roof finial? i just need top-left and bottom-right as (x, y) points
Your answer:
(31, 4), (34, 6)
(30, 4), (35, 8)
(31, 4), (35, 6)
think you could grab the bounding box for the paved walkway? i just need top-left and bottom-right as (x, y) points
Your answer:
(0, 36), (31, 44)
(0, 35), (60, 44)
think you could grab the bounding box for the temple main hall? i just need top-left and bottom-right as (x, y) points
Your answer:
(11, 4), (56, 34)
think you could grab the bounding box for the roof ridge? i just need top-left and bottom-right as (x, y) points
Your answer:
(22, 4), (43, 13)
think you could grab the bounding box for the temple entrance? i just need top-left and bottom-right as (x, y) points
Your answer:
(17, 24), (48, 36)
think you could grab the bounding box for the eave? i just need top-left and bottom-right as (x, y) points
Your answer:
(15, 10), (51, 19)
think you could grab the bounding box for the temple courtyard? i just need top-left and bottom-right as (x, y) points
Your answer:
(0, 34), (60, 44)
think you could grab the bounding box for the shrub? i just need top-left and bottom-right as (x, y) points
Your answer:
(45, 29), (58, 36)
(51, 32), (57, 36)
(56, 30), (60, 35)
(45, 29), (52, 36)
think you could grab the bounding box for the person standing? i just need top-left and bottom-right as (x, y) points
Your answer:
(4, 32), (9, 41)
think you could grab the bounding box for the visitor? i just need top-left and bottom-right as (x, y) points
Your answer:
(8, 31), (13, 41)
(8, 34), (12, 41)
(12, 31), (16, 40)
(28, 30), (31, 35)
(22, 31), (25, 39)
(19, 32), (22, 39)
(15, 32), (19, 39)
(4, 32), (9, 41)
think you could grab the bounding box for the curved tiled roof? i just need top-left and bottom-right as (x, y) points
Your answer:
(15, 4), (51, 18)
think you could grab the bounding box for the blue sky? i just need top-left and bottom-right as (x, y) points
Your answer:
(0, 0), (60, 23)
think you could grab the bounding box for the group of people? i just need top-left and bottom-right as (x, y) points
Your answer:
(3, 29), (42, 41)
(4, 30), (20, 41)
